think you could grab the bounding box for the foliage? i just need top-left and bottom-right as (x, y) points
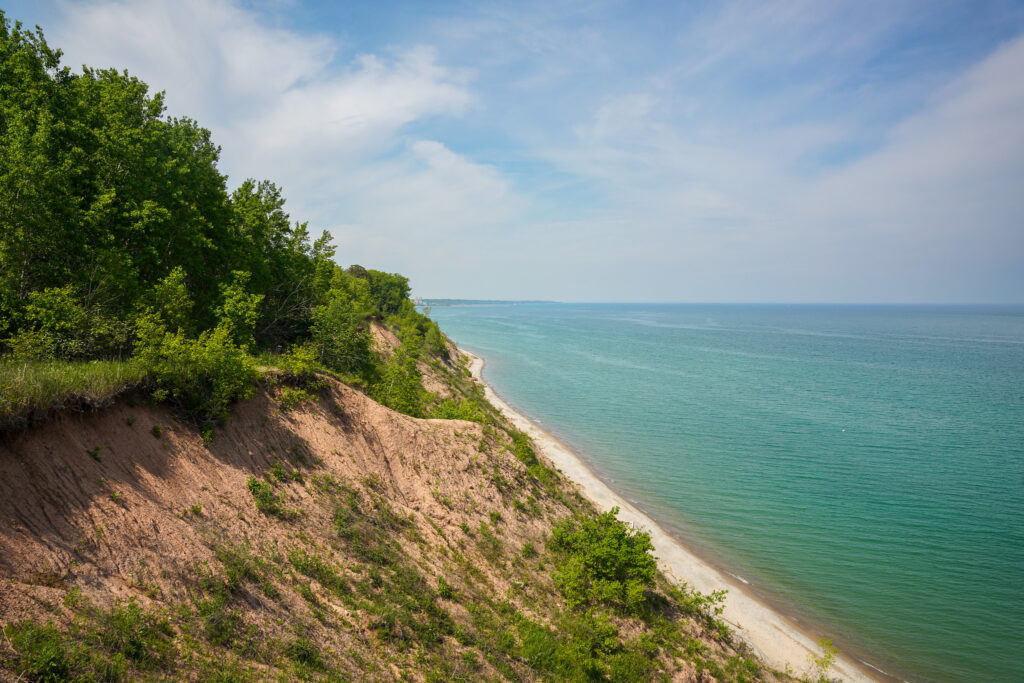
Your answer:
(247, 475), (291, 519)
(134, 318), (259, 423)
(808, 637), (840, 682)
(4, 285), (131, 360)
(0, 13), (470, 434)
(2, 598), (175, 681)
(278, 387), (314, 410)
(332, 485), (411, 566)
(310, 286), (375, 376)
(357, 269), (409, 317)
(3, 622), (71, 681)
(508, 429), (558, 486)
(370, 345), (427, 417)
(215, 271), (263, 349)
(549, 507), (657, 615)
(430, 397), (486, 422)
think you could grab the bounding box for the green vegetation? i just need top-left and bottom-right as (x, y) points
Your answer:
(3, 597), (175, 681)
(0, 12), (462, 430)
(246, 475), (293, 519)
(808, 637), (840, 682)
(0, 359), (144, 426)
(549, 507), (657, 615)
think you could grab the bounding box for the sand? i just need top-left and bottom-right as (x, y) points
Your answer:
(463, 350), (881, 682)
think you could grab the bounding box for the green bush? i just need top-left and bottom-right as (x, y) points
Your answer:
(549, 508), (657, 615)
(430, 398), (485, 422)
(370, 346), (427, 417)
(215, 271), (263, 349)
(508, 429), (558, 486)
(278, 342), (323, 382)
(247, 476), (289, 519)
(278, 387), (314, 410)
(134, 317), (259, 423)
(4, 285), (130, 360)
(311, 293), (375, 375)
(95, 598), (175, 669)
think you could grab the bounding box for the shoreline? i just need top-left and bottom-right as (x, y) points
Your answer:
(461, 348), (882, 682)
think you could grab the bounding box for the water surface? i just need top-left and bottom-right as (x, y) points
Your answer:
(428, 303), (1024, 682)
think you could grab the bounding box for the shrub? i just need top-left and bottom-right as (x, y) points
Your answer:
(285, 635), (323, 668)
(430, 398), (485, 422)
(549, 508), (657, 615)
(214, 271), (263, 349)
(508, 429), (558, 486)
(134, 317), (259, 423)
(370, 346), (427, 417)
(278, 342), (323, 383)
(332, 488), (410, 566)
(436, 577), (456, 600)
(809, 637), (840, 682)
(288, 548), (347, 595)
(95, 598), (175, 668)
(310, 294), (374, 375)
(197, 595), (243, 647)
(4, 285), (130, 360)
(278, 387), (313, 410)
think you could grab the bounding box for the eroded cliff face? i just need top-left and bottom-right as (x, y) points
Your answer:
(0, 362), (771, 682)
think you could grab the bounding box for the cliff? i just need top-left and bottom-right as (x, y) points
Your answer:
(0, 343), (784, 681)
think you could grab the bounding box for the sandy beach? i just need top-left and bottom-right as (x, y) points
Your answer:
(462, 349), (881, 682)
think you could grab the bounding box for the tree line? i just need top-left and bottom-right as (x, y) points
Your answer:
(0, 12), (447, 424)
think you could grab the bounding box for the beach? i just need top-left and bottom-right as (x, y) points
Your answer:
(462, 349), (880, 682)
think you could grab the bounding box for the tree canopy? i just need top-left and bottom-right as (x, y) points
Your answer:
(0, 11), (453, 425)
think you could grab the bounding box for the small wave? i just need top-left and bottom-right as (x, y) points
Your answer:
(858, 658), (894, 678)
(726, 572), (750, 585)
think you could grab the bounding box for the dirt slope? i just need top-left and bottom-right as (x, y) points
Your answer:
(0, 366), (776, 681)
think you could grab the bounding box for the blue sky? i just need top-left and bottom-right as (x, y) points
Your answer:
(6, 0), (1024, 302)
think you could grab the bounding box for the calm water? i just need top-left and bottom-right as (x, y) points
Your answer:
(427, 304), (1024, 682)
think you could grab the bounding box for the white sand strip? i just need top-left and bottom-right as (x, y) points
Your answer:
(463, 350), (880, 682)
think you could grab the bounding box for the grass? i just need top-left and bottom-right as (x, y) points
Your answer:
(246, 476), (294, 520)
(0, 358), (145, 425)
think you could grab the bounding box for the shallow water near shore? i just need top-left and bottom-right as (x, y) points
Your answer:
(428, 303), (1024, 682)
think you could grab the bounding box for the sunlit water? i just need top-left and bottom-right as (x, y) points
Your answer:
(427, 303), (1024, 682)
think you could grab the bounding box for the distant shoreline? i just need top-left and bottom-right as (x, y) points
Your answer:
(460, 347), (882, 682)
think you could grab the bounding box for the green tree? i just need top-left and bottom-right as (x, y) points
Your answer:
(310, 292), (374, 375)
(215, 271), (263, 349)
(371, 346), (426, 417)
(365, 270), (410, 317)
(228, 179), (335, 348)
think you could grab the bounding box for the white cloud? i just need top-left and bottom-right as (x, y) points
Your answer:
(794, 34), (1024, 284)
(51, 0), (479, 222)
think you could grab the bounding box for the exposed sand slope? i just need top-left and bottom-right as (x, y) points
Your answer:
(0, 380), (558, 679)
(462, 351), (880, 683)
(0, 367), (772, 681)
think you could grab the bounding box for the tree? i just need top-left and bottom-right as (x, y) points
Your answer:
(365, 270), (410, 317)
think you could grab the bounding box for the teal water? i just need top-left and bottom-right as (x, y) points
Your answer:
(427, 304), (1024, 682)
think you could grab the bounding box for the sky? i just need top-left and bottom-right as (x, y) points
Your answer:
(5, 0), (1024, 303)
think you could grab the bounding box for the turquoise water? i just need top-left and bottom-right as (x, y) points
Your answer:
(427, 304), (1024, 682)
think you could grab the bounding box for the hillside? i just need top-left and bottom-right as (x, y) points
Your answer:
(0, 337), (789, 682)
